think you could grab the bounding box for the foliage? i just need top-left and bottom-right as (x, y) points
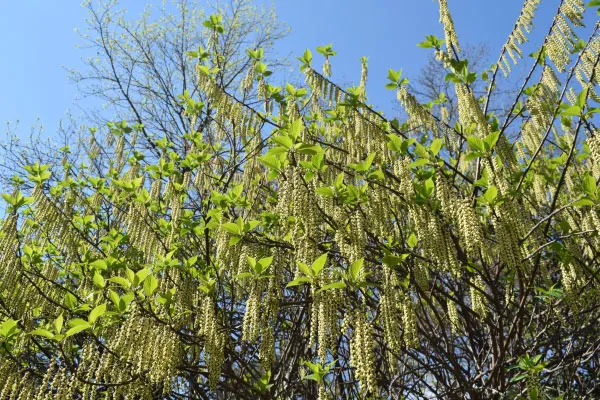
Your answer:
(1, 0), (600, 399)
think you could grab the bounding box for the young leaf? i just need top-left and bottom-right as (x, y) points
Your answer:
(65, 322), (91, 337)
(222, 222), (242, 235)
(93, 272), (105, 289)
(484, 186), (498, 204)
(109, 276), (131, 288)
(408, 158), (429, 168)
(311, 253), (328, 275)
(407, 233), (418, 248)
(583, 175), (597, 196)
(0, 319), (19, 337)
(54, 314), (64, 335)
(430, 138), (443, 156)
(573, 198), (595, 207)
(30, 329), (55, 339)
(382, 254), (408, 266)
(88, 303), (107, 324)
(297, 262), (313, 277)
(143, 274), (159, 296)
(466, 136), (485, 152)
(576, 87), (589, 109)
(257, 256), (274, 274)
(286, 277), (312, 287)
(349, 259), (364, 281)
(483, 131), (500, 151)
(561, 106), (581, 117)
(316, 281), (346, 294)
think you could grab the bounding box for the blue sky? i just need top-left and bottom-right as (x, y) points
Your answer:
(0, 0), (591, 138)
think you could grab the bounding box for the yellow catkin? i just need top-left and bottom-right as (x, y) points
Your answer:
(498, 0), (540, 76)
(438, 0), (461, 54)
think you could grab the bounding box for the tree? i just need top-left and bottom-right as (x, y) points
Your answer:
(1, 0), (600, 398)
(0, 0), (288, 191)
(70, 0), (288, 160)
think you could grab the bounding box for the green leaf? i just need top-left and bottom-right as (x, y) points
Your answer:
(430, 138), (443, 156)
(29, 329), (55, 339)
(247, 256), (257, 272)
(561, 106), (581, 117)
(387, 69), (401, 82)
(221, 222), (241, 235)
(93, 272), (105, 289)
(382, 254), (408, 266)
(386, 134), (403, 152)
(257, 256), (274, 274)
(134, 268), (150, 286)
(287, 118), (304, 140)
(315, 187), (335, 197)
(466, 136), (485, 152)
(424, 178), (435, 197)
(463, 152), (481, 162)
(109, 290), (120, 307)
(368, 169), (385, 180)
(303, 373), (321, 382)
(296, 143), (323, 155)
(586, 107), (600, 118)
(445, 73), (462, 83)
(196, 65), (211, 76)
(143, 274), (159, 296)
(246, 220), (260, 231)
(528, 386), (539, 400)
(88, 303), (107, 324)
(316, 43), (336, 56)
(90, 259), (108, 271)
(125, 268), (135, 283)
(416, 35), (444, 50)
(54, 314), (64, 335)
(265, 146), (288, 156)
(273, 136), (294, 149)
(407, 233), (418, 248)
(258, 155), (282, 172)
(484, 186), (498, 204)
(235, 272), (254, 280)
(587, 0), (600, 6)
(286, 277), (312, 287)
(408, 158), (429, 168)
(64, 293), (77, 310)
(65, 322), (91, 337)
(484, 131), (500, 151)
(316, 281), (346, 294)
(510, 374), (528, 383)
(583, 175), (597, 196)
(0, 194), (13, 205)
(108, 276), (131, 288)
(297, 262), (312, 277)
(349, 259), (364, 281)
(0, 319), (19, 337)
(573, 198), (595, 207)
(311, 253), (328, 275)
(120, 292), (134, 312)
(576, 87), (589, 109)
(414, 143), (429, 158)
(302, 48), (313, 64)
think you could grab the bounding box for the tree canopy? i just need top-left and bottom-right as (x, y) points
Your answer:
(1, 0), (600, 399)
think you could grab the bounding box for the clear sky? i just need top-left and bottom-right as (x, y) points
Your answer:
(0, 0), (593, 139)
